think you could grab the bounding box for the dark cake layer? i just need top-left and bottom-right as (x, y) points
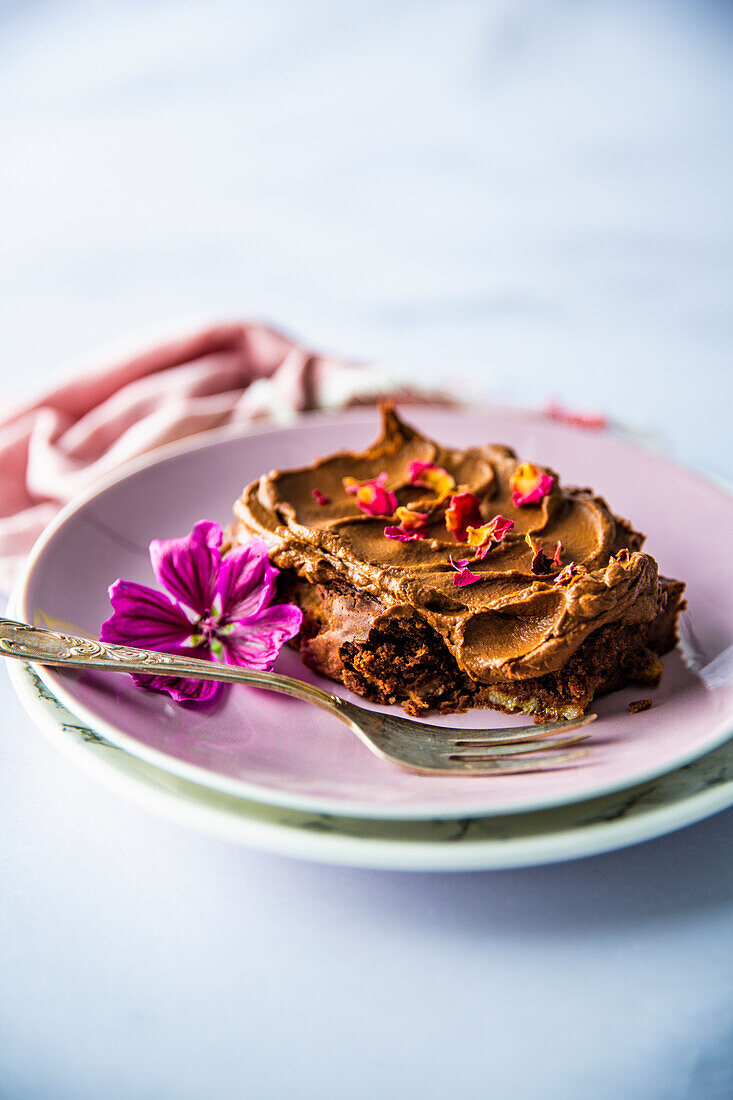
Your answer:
(280, 573), (685, 721)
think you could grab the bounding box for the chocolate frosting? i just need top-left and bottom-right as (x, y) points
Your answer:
(230, 406), (666, 684)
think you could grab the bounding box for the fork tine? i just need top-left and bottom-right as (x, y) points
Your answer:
(444, 713), (597, 747)
(444, 730), (592, 760)
(442, 748), (589, 775)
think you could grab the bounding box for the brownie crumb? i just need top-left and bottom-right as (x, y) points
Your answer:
(629, 699), (653, 714)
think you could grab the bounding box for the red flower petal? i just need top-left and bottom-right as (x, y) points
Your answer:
(445, 492), (483, 542)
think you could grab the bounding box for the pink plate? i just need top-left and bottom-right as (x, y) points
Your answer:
(16, 407), (733, 820)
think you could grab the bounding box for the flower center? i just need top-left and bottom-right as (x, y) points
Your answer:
(181, 595), (236, 659)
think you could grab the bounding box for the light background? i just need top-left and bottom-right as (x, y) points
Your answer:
(1, 2), (732, 1098)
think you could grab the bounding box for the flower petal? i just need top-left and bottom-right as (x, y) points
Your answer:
(554, 561), (580, 585)
(510, 464), (555, 507)
(100, 583), (221, 702)
(130, 646), (223, 704)
(393, 505), (428, 531)
(149, 520), (223, 616)
(383, 505), (428, 542)
(216, 538), (278, 621)
(449, 554), (481, 587)
(100, 580), (194, 649)
(544, 402), (607, 430)
(407, 461), (455, 500)
(221, 604), (303, 670)
(525, 535), (562, 576)
(445, 492), (483, 542)
(465, 514), (514, 558)
(384, 525), (426, 542)
(343, 473), (397, 517)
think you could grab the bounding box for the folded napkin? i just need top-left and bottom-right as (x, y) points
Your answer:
(0, 320), (422, 593)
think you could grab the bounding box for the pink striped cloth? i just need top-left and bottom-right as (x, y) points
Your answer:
(0, 320), (424, 592)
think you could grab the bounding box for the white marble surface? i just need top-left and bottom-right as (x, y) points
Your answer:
(1, 2), (732, 1098)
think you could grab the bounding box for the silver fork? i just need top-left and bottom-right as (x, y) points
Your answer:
(0, 617), (594, 776)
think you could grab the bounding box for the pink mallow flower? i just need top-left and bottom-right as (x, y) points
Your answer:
(100, 520), (302, 703)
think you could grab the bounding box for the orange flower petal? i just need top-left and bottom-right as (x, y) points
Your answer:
(393, 505), (428, 531)
(465, 514), (514, 558)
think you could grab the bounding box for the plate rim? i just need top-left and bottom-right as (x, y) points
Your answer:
(14, 407), (733, 822)
(9, 647), (733, 872)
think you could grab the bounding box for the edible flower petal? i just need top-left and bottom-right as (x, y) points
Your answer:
(216, 604), (305, 670)
(100, 580), (195, 651)
(445, 492), (483, 542)
(343, 472), (398, 517)
(394, 505), (428, 531)
(378, 503), (424, 543)
(383, 505), (429, 542)
(149, 519), (222, 617)
(465, 514), (514, 559)
(384, 525), (426, 542)
(525, 534), (563, 576)
(554, 561), (579, 585)
(510, 463), (555, 507)
(312, 488), (331, 506)
(544, 402), (607, 431)
(449, 555), (481, 587)
(100, 522), (302, 703)
(407, 461), (456, 500)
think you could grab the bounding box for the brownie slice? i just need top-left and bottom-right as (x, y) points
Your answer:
(227, 405), (685, 722)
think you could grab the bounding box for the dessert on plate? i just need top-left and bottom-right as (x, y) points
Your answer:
(226, 405), (684, 722)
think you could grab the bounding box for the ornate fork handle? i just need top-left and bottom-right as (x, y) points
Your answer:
(1, 616), (594, 775)
(0, 617), (341, 714)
